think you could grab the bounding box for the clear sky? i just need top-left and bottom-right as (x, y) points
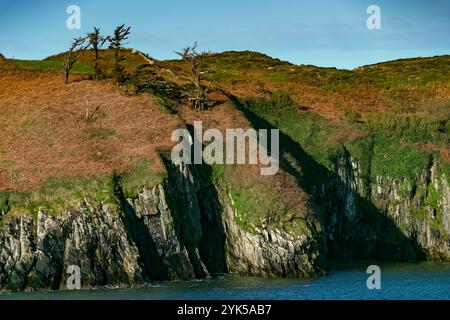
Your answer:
(0, 0), (449, 69)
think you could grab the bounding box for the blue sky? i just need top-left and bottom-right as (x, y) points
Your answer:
(0, 0), (449, 69)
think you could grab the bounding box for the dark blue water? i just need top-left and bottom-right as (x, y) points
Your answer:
(1, 262), (450, 300)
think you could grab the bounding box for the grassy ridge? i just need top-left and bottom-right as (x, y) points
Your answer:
(11, 59), (94, 74)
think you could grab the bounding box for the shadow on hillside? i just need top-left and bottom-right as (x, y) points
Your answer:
(227, 93), (426, 262)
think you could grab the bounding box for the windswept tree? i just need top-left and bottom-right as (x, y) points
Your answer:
(64, 36), (88, 84)
(87, 27), (109, 80)
(175, 42), (210, 110)
(109, 24), (131, 83)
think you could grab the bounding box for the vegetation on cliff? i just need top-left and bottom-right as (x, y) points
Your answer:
(1, 45), (450, 278)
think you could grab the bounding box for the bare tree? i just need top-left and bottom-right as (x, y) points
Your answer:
(64, 36), (88, 84)
(87, 27), (109, 80)
(84, 100), (101, 123)
(174, 42), (210, 110)
(109, 24), (131, 83)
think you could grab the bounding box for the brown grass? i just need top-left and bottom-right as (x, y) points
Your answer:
(0, 63), (314, 215)
(0, 70), (182, 192)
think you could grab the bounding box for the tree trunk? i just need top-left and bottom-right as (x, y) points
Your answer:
(64, 68), (69, 84)
(94, 49), (99, 80)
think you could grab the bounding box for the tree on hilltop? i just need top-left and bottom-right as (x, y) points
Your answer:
(64, 36), (89, 84)
(109, 24), (131, 83)
(87, 27), (109, 80)
(174, 42), (210, 110)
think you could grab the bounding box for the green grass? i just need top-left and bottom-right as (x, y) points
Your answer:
(320, 56), (450, 91)
(0, 158), (166, 219)
(342, 107), (361, 124)
(0, 176), (115, 219)
(355, 55), (450, 88)
(213, 164), (309, 236)
(241, 91), (440, 190)
(261, 72), (292, 83)
(363, 111), (446, 143)
(437, 157), (450, 184)
(11, 59), (94, 74)
(242, 94), (340, 174)
(367, 136), (431, 181)
(120, 158), (167, 198)
(45, 48), (148, 75)
(206, 51), (292, 83)
(205, 51), (450, 97)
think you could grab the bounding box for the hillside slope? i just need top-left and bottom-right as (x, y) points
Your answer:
(0, 52), (325, 291)
(0, 50), (449, 290)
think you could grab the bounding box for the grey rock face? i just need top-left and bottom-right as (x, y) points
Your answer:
(0, 204), (143, 291)
(222, 197), (322, 278)
(320, 152), (450, 261)
(0, 163), (324, 291)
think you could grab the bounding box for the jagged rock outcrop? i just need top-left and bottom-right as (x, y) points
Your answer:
(223, 197), (322, 277)
(0, 163), (324, 291)
(319, 151), (450, 261)
(372, 159), (450, 260)
(0, 204), (143, 291)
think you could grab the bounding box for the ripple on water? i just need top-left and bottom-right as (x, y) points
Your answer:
(1, 262), (450, 300)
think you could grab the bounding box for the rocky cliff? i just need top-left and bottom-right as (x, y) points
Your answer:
(2, 145), (449, 291)
(0, 162), (324, 291)
(320, 150), (450, 261)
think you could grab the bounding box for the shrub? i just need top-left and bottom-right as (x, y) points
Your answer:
(428, 102), (450, 134)
(155, 95), (178, 114)
(342, 107), (361, 124)
(363, 112), (442, 140)
(271, 89), (294, 110)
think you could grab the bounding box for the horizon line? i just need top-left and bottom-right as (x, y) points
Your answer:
(3, 48), (449, 71)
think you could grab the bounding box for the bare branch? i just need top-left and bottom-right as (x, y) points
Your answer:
(64, 36), (88, 84)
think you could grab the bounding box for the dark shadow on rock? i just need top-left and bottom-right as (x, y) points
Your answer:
(160, 123), (228, 276)
(113, 176), (171, 282)
(114, 149), (228, 282)
(227, 93), (426, 262)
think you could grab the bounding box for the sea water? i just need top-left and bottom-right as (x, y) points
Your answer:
(1, 262), (450, 300)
